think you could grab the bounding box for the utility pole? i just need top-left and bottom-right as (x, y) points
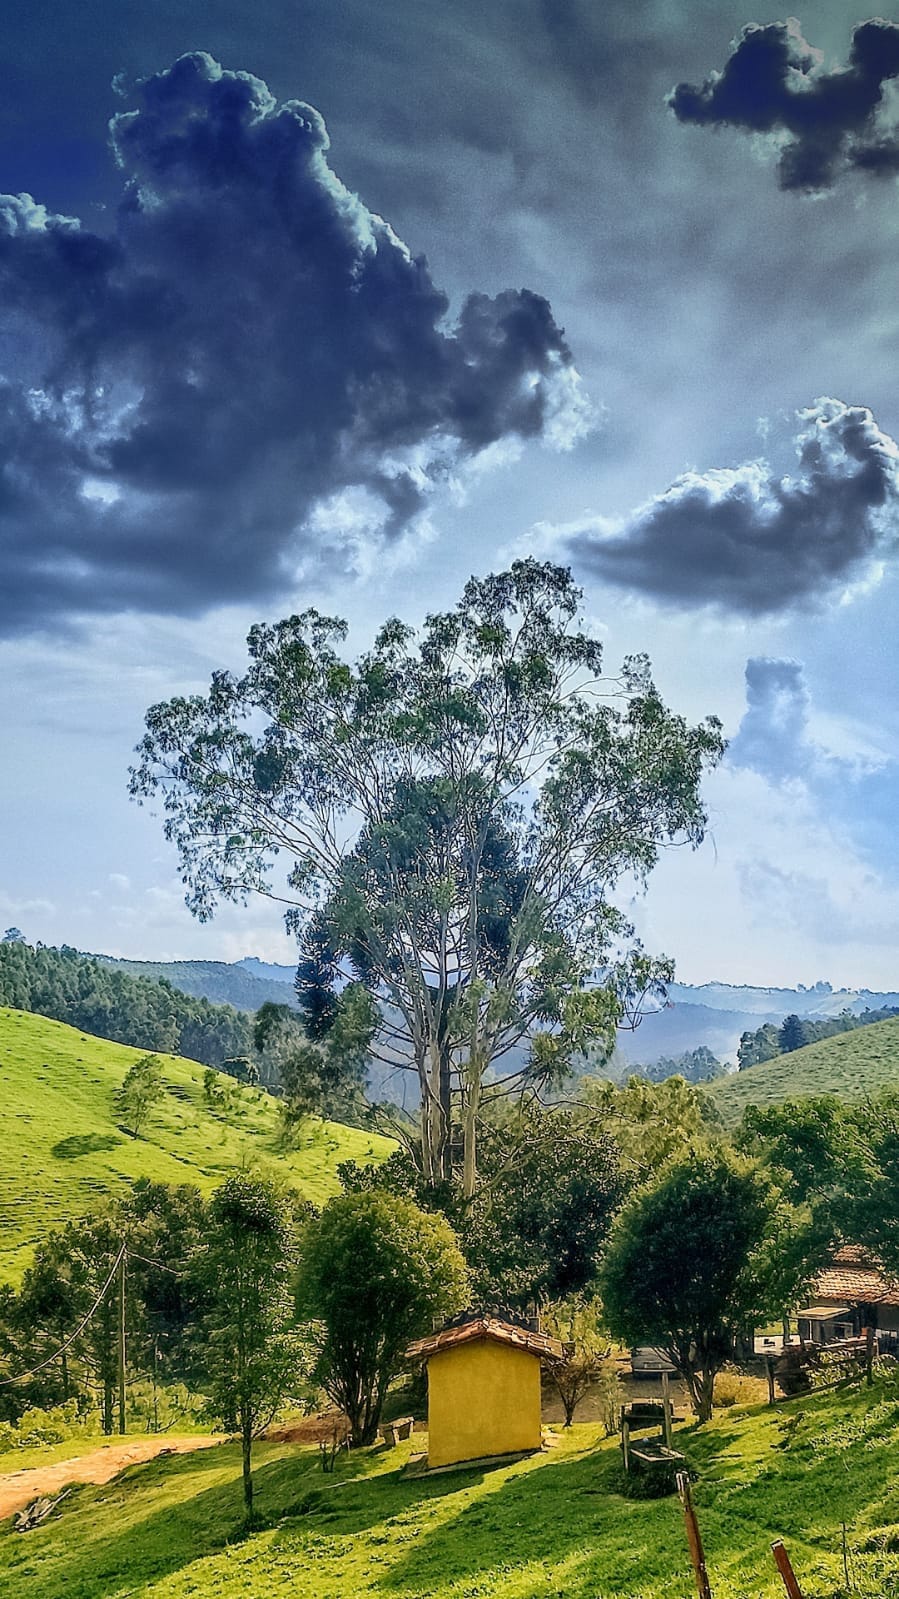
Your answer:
(117, 1246), (127, 1435)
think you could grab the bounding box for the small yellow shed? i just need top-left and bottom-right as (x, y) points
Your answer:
(406, 1315), (563, 1470)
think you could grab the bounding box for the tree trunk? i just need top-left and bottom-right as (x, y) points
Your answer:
(60, 1348), (69, 1401)
(695, 1365), (715, 1424)
(103, 1376), (114, 1435)
(438, 1041), (452, 1181)
(241, 1413), (254, 1519)
(462, 1058), (481, 1199)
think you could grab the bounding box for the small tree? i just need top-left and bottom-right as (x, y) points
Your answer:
(599, 1151), (777, 1422)
(114, 1054), (164, 1137)
(297, 1190), (468, 1446)
(542, 1297), (614, 1427)
(196, 1177), (302, 1520)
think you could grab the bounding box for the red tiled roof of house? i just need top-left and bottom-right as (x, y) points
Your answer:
(815, 1246), (899, 1309)
(406, 1316), (564, 1363)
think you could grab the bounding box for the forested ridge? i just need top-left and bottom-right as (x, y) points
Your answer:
(0, 940), (252, 1066)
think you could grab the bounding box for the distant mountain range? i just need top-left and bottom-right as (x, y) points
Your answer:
(93, 954), (299, 1012)
(91, 955), (899, 1069)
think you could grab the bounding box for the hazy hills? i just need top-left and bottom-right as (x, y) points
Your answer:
(92, 954), (899, 1069)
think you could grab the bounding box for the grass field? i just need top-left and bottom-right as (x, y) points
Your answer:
(705, 1017), (899, 1127)
(2, 1378), (899, 1598)
(0, 1008), (393, 1283)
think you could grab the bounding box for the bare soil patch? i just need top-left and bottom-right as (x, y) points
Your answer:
(0, 1434), (221, 1520)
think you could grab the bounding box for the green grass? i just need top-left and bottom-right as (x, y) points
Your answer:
(705, 1017), (899, 1127)
(0, 1008), (393, 1283)
(3, 1379), (899, 1598)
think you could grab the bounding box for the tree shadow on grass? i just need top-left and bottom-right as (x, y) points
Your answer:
(51, 1133), (124, 1160)
(0, 1440), (457, 1599)
(377, 1393), (899, 1599)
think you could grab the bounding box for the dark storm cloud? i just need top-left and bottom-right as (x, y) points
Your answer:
(0, 53), (587, 635)
(552, 399), (899, 614)
(669, 18), (899, 191)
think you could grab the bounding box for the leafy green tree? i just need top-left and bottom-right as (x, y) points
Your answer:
(113, 1054), (165, 1137)
(130, 560), (724, 1190)
(779, 1014), (810, 1054)
(196, 1177), (302, 1519)
(840, 1095), (899, 1280)
(738, 1023), (782, 1069)
(296, 1190), (468, 1446)
(460, 1105), (625, 1306)
(599, 1151), (778, 1421)
(541, 1296), (614, 1426)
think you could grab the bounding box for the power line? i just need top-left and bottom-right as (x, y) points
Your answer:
(0, 1243), (126, 1388)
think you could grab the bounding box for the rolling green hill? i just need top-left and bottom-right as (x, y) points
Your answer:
(705, 1016), (899, 1126)
(0, 1008), (393, 1283)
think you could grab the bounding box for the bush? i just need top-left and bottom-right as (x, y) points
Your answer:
(0, 1400), (84, 1452)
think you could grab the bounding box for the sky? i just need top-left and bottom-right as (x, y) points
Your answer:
(2, 0), (899, 988)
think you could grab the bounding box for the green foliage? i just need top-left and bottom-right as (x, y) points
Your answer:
(460, 1106), (625, 1306)
(0, 938), (252, 1065)
(580, 1072), (717, 1174)
(0, 1007), (394, 1282)
(113, 1053), (165, 1137)
(599, 1149), (778, 1421)
(738, 1006), (899, 1071)
(196, 1176), (305, 1518)
(296, 1189), (468, 1445)
(630, 1044), (726, 1084)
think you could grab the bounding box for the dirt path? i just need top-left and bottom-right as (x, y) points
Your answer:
(0, 1434), (222, 1520)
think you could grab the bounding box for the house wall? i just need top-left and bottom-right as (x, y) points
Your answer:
(426, 1339), (542, 1468)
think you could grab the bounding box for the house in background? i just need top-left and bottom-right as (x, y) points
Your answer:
(797, 1246), (899, 1351)
(406, 1313), (563, 1470)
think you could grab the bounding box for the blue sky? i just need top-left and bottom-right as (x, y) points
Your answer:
(2, 1), (899, 986)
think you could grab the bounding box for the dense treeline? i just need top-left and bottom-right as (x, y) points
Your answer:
(738, 1005), (899, 1069)
(0, 940), (252, 1066)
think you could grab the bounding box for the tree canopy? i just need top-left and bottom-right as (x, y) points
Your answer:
(296, 1190), (468, 1445)
(599, 1150), (778, 1420)
(131, 560), (724, 1188)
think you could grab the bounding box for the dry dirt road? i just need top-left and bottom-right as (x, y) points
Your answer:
(0, 1434), (222, 1520)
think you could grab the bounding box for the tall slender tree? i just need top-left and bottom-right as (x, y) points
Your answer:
(131, 560), (723, 1188)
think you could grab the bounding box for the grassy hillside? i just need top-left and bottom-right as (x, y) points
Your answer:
(0, 1008), (393, 1283)
(2, 1379), (899, 1597)
(705, 1015), (899, 1126)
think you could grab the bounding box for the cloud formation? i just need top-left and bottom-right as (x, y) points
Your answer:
(543, 398), (899, 614)
(0, 52), (589, 635)
(728, 657), (811, 782)
(669, 18), (899, 191)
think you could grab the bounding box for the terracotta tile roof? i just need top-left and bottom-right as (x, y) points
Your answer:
(406, 1316), (564, 1363)
(814, 1246), (899, 1309)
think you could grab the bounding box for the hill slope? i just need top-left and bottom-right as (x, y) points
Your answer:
(0, 1008), (392, 1283)
(705, 1016), (899, 1126)
(1, 1382), (898, 1598)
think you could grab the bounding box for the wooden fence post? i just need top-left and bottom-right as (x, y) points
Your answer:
(771, 1539), (804, 1598)
(676, 1471), (712, 1599)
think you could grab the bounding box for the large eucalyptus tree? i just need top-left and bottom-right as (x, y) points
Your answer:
(130, 560), (723, 1189)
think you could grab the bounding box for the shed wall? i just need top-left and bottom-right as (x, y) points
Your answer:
(426, 1339), (542, 1468)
